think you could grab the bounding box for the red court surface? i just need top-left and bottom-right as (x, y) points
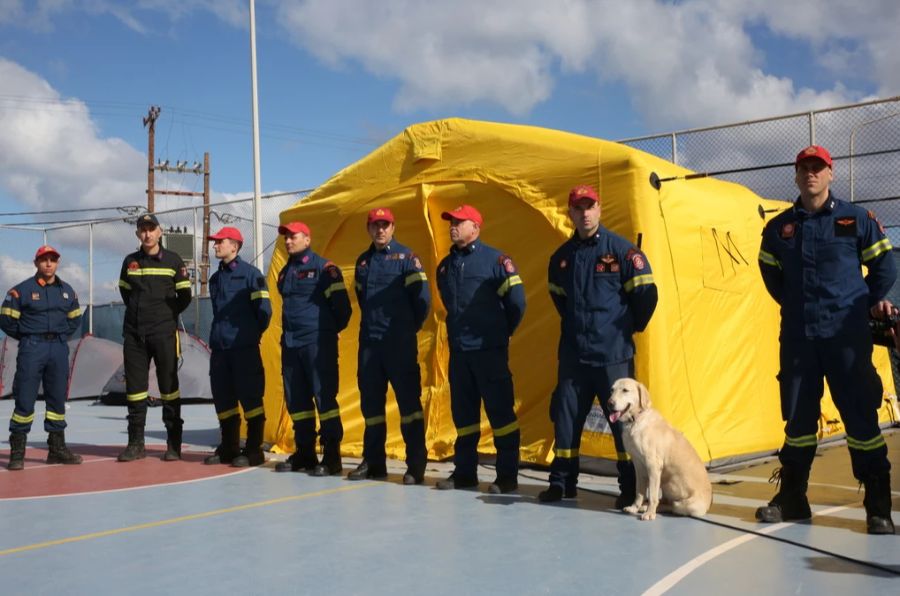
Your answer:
(0, 446), (247, 499)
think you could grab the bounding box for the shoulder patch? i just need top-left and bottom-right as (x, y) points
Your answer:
(8, 289), (19, 299)
(128, 261), (140, 271)
(779, 222), (796, 239)
(412, 255), (423, 270)
(499, 255), (517, 274)
(867, 210), (886, 234)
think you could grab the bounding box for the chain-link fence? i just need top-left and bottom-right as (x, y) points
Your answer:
(619, 96), (900, 227)
(0, 191), (308, 341)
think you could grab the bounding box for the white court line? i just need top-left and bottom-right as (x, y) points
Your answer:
(642, 504), (851, 596)
(1, 465), (258, 501)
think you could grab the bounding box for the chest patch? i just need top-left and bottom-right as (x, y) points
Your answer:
(128, 261), (140, 271)
(596, 254), (620, 273)
(779, 222), (796, 239)
(296, 269), (317, 279)
(834, 217), (857, 237)
(31, 292), (40, 301)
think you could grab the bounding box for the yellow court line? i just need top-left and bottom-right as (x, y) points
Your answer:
(0, 482), (377, 557)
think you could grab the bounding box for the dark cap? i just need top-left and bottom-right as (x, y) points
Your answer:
(440, 204), (483, 226)
(136, 213), (160, 228)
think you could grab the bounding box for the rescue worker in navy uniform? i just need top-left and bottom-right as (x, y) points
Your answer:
(2, 245), (82, 470)
(435, 204), (526, 494)
(539, 185), (658, 506)
(204, 227), (272, 467)
(117, 213), (193, 462)
(757, 145), (896, 535)
(348, 207), (430, 484)
(275, 221), (352, 476)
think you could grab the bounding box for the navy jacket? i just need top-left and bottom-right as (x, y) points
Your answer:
(209, 256), (272, 351)
(436, 240), (526, 352)
(549, 226), (658, 365)
(277, 248), (352, 348)
(118, 247), (192, 336)
(759, 194), (896, 340)
(355, 240), (430, 343)
(1, 275), (82, 340)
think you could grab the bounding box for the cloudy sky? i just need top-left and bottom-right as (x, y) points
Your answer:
(1, 0), (898, 300)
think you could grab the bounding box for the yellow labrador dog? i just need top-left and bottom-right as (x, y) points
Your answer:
(608, 378), (711, 520)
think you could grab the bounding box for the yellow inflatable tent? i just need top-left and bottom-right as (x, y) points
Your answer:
(257, 118), (897, 468)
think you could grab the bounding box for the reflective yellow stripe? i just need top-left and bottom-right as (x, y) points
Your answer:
(244, 406), (265, 419)
(862, 238), (892, 263)
(67, 308), (81, 319)
(175, 281), (192, 291)
(365, 415), (386, 426)
(616, 451), (631, 462)
(176, 330), (181, 359)
(323, 282), (346, 299)
(250, 291), (269, 300)
(785, 434), (818, 448)
(456, 422), (481, 437)
(127, 268), (176, 277)
(554, 447), (578, 458)
(118, 280), (132, 290)
(492, 420), (519, 437)
(847, 434), (886, 451)
(497, 275), (523, 297)
(1, 307), (20, 319)
(45, 411), (65, 422)
(401, 411), (424, 425)
(217, 407), (240, 421)
(404, 272), (428, 286)
(160, 390), (180, 401)
(548, 283), (566, 297)
(623, 274), (655, 292)
(319, 408), (341, 421)
(291, 410), (316, 421)
(126, 392), (149, 402)
(758, 249), (781, 268)
(11, 412), (34, 424)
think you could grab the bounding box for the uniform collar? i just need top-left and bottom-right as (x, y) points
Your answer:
(220, 255), (241, 271)
(573, 227), (602, 245)
(141, 246), (165, 261)
(372, 241), (394, 254)
(33, 275), (60, 287)
(451, 240), (479, 255)
(289, 248), (312, 263)
(793, 192), (836, 216)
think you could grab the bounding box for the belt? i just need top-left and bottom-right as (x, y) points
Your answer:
(28, 333), (61, 341)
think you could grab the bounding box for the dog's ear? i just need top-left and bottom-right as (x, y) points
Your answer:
(637, 381), (651, 409)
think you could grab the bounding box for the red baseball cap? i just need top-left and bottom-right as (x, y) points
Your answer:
(367, 207), (395, 224)
(34, 245), (60, 260)
(795, 145), (833, 168)
(441, 204), (483, 226)
(208, 226), (244, 244)
(568, 184), (600, 206)
(278, 221), (311, 237)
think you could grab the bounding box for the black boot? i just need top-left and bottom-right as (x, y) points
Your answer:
(7, 432), (26, 471)
(163, 423), (183, 461)
(755, 465), (812, 523)
(46, 430), (82, 465)
(863, 471), (895, 535)
(347, 460), (388, 481)
(275, 442), (318, 472)
(488, 475), (519, 494)
(232, 417), (266, 468)
(312, 441), (342, 476)
(615, 462), (637, 509)
(117, 424), (146, 462)
(204, 416), (241, 465)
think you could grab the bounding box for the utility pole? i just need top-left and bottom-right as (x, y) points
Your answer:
(202, 152), (210, 294)
(143, 106), (161, 212)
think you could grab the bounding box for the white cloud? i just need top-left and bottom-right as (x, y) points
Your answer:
(272, 0), (899, 128)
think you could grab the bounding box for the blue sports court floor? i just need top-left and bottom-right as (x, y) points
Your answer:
(0, 399), (897, 595)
